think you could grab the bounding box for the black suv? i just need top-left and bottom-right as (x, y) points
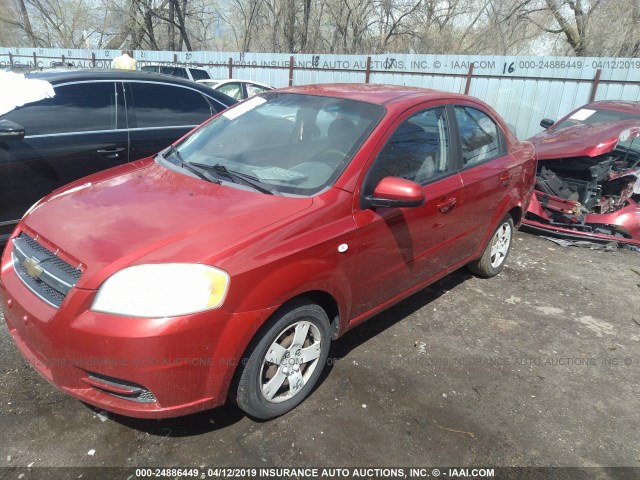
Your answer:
(0, 69), (236, 245)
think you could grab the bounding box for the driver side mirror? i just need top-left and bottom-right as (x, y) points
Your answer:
(364, 176), (425, 209)
(0, 120), (25, 140)
(540, 118), (554, 130)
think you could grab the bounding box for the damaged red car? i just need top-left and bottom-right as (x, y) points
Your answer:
(524, 101), (640, 248)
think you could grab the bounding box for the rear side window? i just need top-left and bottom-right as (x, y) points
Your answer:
(454, 106), (505, 166)
(2, 82), (118, 136)
(128, 82), (212, 128)
(189, 69), (210, 81)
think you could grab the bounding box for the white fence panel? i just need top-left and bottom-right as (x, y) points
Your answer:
(2, 47), (640, 138)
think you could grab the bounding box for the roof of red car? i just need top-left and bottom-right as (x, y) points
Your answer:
(278, 83), (467, 105)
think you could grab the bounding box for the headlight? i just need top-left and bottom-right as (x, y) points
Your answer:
(91, 264), (230, 317)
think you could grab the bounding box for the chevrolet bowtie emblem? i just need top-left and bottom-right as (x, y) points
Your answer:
(23, 256), (44, 279)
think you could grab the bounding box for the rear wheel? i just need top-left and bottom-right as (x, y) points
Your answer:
(468, 215), (514, 277)
(234, 301), (331, 419)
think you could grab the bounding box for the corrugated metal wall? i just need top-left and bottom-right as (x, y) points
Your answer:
(3, 48), (640, 139)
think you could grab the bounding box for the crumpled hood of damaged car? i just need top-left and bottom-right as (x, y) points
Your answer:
(21, 159), (313, 289)
(529, 120), (640, 160)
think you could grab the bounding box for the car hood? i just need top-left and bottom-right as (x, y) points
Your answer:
(528, 120), (640, 160)
(21, 159), (313, 289)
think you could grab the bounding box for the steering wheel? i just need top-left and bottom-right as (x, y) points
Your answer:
(289, 161), (335, 188)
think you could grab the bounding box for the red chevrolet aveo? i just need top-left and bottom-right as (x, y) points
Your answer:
(0, 85), (536, 419)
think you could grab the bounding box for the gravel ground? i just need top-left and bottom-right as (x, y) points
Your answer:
(1, 232), (639, 473)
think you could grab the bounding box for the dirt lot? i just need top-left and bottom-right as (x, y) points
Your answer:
(1, 232), (639, 473)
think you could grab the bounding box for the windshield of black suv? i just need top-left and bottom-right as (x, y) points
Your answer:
(166, 92), (385, 196)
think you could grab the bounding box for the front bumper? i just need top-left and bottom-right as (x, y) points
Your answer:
(0, 245), (274, 419)
(523, 194), (640, 247)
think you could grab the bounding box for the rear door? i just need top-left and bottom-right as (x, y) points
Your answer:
(453, 104), (515, 256)
(125, 81), (224, 160)
(0, 80), (127, 242)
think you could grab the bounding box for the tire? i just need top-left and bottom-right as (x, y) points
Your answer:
(234, 301), (331, 419)
(468, 214), (514, 278)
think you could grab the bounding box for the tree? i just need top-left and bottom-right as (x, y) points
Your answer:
(1, 0), (38, 46)
(513, 0), (606, 56)
(1, 0), (638, 57)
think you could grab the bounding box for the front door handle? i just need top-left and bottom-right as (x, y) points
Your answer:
(437, 197), (457, 213)
(499, 171), (512, 186)
(97, 147), (125, 159)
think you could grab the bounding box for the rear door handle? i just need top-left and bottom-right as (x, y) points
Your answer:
(499, 171), (512, 185)
(97, 147), (125, 159)
(437, 197), (457, 213)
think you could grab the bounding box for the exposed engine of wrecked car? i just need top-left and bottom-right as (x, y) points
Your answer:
(530, 145), (640, 239)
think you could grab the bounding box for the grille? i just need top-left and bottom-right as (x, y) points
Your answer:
(11, 232), (82, 308)
(14, 260), (66, 306)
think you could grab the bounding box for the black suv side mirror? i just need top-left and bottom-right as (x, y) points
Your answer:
(540, 118), (554, 130)
(0, 120), (25, 140)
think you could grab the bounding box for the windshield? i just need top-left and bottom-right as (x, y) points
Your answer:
(554, 107), (640, 130)
(553, 107), (640, 153)
(169, 92), (385, 196)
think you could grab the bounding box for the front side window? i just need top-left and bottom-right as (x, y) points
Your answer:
(454, 106), (504, 167)
(1, 82), (117, 136)
(128, 82), (212, 128)
(370, 107), (451, 188)
(167, 92), (385, 196)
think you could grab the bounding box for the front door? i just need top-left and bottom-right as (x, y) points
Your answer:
(350, 105), (467, 320)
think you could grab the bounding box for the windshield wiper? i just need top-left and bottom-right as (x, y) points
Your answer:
(164, 146), (221, 184)
(191, 162), (275, 195)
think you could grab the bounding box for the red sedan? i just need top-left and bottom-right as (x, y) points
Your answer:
(0, 84), (536, 419)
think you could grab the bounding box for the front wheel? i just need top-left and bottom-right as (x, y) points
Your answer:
(234, 301), (331, 419)
(468, 215), (514, 277)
